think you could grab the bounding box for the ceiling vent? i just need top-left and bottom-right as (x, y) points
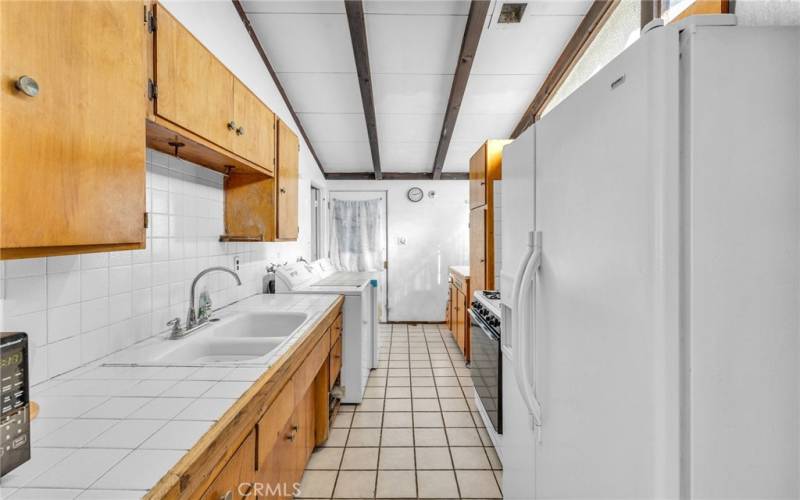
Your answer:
(498, 3), (527, 24)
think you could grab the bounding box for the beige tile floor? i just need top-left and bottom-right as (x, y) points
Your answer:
(296, 323), (503, 499)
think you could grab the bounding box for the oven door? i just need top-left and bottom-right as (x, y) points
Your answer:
(469, 309), (502, 433)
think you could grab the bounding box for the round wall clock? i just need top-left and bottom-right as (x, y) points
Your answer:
(407, 187), (424, 202)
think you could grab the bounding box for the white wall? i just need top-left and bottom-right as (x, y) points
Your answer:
(735, 0), (800, 25)
(327, 180), (469, 323)
(0, 1), (328, 386)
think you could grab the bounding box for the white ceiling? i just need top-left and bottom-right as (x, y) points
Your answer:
(443, 1), (587, 172)
(243, 0), (591, 175)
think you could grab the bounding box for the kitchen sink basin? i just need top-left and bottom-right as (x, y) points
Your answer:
(212, 311), (307, 338)
(153, 338), (285, 364)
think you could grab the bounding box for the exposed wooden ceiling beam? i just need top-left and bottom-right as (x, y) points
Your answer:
(344, 0), (382, 181)
(327, 172), (469, 181)
(510, 0), (620, 139)
(231, 0), (326, 175)
(431, 0), (491, 180)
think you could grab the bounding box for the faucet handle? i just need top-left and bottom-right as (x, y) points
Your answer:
(167, 317), (182, 337)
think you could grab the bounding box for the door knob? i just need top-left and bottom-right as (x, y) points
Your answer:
(227, 121), (237, 131)
(15, 76), (39, 97)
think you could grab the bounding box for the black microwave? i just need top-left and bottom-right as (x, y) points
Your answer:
(1, 332), (31, 477)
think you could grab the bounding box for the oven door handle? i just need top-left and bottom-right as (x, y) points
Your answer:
(515, 231), (543, 430)
(468, 309), (499, 341)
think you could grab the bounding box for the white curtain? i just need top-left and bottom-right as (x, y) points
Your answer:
(330, 198), (383, 272)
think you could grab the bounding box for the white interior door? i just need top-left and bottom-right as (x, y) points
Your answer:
(329, 190), (388, 322)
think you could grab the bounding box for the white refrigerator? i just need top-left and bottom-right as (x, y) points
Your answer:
(501, 16), (799, 499)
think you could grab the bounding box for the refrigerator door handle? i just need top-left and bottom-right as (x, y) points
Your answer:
(515, 231), (543, 430)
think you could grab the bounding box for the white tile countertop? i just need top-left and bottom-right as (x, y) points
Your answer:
(0, 293), (340, 500)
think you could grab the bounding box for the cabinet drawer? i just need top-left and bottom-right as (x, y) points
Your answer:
(294, 329), (331, 404)
(329, 337), (342, 390)
(200, 430), (256, 500)
(257, 381), (294, 465)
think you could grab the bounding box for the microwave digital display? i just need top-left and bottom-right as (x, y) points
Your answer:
(0, 336), (28, 417)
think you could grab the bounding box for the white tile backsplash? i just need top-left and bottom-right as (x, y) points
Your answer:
(2, 148), (310, 386)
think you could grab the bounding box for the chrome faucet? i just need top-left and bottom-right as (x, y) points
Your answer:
(187, 266), (242, 329)
(167, 266), (242, 339)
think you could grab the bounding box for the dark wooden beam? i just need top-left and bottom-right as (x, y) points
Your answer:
(431, 0), (491, 180)
(344, 0), (382, 180)
(641, 0), (662, 27)
(231, 0), (326, 175)
(327, 172), (469, 181)
(510, 0), (619, 139)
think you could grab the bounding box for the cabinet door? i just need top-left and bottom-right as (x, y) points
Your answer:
(329, 336), (342, 389)
(276, 120), (299, 240)
(469, 144), (487, 209)
(470, 208), (486, 293)
(456, 289), (466, 352)
(200, 430), (256, 500)
(262, 418), (296, 500)
(154, 4), (234, 151)
(1, 0), (145, 256)
(449, 284), (457, 335)
(295, 388), (316, 476)
(233, 79), (275, 173)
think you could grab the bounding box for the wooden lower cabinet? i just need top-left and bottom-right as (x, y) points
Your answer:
(259, 388), (315, 500)
(147, 301), (344, 500)
(447, 269), (471, 361)
(329, 337), (342, 390)
(200, 431), (256, 500)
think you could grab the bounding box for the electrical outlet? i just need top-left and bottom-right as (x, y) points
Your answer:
(233, 255), (240, 271)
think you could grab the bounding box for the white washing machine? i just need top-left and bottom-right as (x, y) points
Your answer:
(275, 259), (378, 403)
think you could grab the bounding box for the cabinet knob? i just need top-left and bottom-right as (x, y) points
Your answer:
(15, 75), (39, 97)
(219, 491), (233, 500)
(227, 121), (237, 131)
(236, 126), (245, 136)
(280, 188), (286, 194)
(286, 425), (299, 441)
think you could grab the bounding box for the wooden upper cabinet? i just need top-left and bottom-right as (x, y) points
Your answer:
(469, 140), (510, 210)
(276, 120), (300, 241)
(0, 0), (146, 259)
(150, 3), (276, 174)
(470, 207), (487, 294)
(154, 4), (234, 151)
(469, 144), (487, 209)
(233, 79), (276, 174)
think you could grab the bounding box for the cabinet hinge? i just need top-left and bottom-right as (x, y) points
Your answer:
(146, 8), (157, 33)
(144, 212), (149, 229)
(148, 79), (158, 101)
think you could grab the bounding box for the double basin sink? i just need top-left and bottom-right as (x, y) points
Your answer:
(150, 311), (308, 364)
